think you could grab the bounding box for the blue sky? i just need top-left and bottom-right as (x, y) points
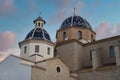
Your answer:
(0, 0), (120, 61)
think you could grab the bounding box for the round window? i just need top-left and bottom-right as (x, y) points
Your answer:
(56, 66), (61, 73)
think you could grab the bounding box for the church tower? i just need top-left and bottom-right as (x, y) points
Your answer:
(56, 10), (96, 72)
(19, 15), (55, 65)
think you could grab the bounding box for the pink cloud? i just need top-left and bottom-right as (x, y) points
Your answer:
(0, 57), (4, 62)
(96, 22), (120, 40)
(0, 0), (16, 16)
(0, 31), (19, 62)
(96, 22), (108, 39)
(0, 31), (16, 52)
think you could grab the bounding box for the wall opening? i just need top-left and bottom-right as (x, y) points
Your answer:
(78, 31), (82, 40)
(63, 32), (67, 40)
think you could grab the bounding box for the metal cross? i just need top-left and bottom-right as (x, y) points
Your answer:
(73, 7), (76, 16)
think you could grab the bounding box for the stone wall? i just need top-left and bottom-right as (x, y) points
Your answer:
(56, 42), (84, 72)
(84, 38), (120, 68)
(45, 58), (70, 80)
(31, 66), (46, 80)
(31, 58), (76, 80)
(56, 27), (95, 43)
(78, 67), (120, 80)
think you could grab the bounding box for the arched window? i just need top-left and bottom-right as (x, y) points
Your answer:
(63, 32), (67, 40)
(41, 23), (43, 27)
(109, 46), (115, 57)
(35, 45), (39, 52)
(24, 46), (27, 53)
(90, 50), (92, 61)
(38, 22), (40, 26)
(47, 47), (50, 55)
(91, 34), (93, 41)
(78, 31), (82, 40)
(36, 23), (37, 27)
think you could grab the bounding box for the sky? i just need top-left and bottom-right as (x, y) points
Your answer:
(0, 0), (120, 61)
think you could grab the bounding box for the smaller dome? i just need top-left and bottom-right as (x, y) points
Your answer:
(33, 16), (46, 24)
(25, 28), (51, 41)
(60, 15), (92, 30)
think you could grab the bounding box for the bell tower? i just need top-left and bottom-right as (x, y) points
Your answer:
(55, 12), (96, 71)
(19, 15), (55, 65)
(34, 16), (46, 29)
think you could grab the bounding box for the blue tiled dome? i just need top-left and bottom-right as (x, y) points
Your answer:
(60, 15), (92, 30)
(25, 28), (51, 41)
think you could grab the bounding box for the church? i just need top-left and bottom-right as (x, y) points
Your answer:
(19, 11), (120, 80)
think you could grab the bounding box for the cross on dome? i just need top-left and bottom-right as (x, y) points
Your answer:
(73, 7), (76, 16)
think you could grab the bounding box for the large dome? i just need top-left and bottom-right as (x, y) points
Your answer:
(25, 28), (51, 41)
(60, 15), (92, 30)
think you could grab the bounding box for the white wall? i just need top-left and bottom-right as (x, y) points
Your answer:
(0, 55), (31, 80)
(21, 42), (54, 62)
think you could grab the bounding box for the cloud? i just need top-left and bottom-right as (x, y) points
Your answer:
(48, 1), (84, 25)
(0, 48), (20, 62)
(0, 0), (36, 17)
(0, 31), (19, 62)
(52, 0), (72, 8)
(96, 22), (109, 39)
(75, 1), (84, 11)
(96, 22), (120, 40)
(116, 23), (120, 34)
(0, 31), (16, 52)
(0, 0), (16, 16)
(85, 0), (100, 17)
(24, 0), (36, 12)
(49, 8), (68, 25)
